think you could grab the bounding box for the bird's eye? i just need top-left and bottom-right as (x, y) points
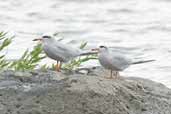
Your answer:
(99, 46), (106, 48)
(42, 35), (51, 39)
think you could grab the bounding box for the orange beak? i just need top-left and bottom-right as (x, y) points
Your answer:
(32, 38), (43, 41)
(91, 48), (99, 52)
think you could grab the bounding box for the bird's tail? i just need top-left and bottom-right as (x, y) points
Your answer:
(132, 59), (155, 65)
(79, 52), (98, 56)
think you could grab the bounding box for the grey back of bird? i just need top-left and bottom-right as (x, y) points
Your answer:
(43, 38), (81, 63)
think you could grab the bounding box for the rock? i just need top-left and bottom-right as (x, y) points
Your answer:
(0, 69), (171, 114)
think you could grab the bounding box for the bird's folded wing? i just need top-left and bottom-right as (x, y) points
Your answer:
(53, 43), (81, 59)
(111, 53), (131, 70)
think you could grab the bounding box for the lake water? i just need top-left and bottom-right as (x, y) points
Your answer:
(0, 0), (171, 87)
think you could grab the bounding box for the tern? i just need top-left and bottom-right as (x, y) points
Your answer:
(92, 46), (155, 79)
(33, 35), (95, 72)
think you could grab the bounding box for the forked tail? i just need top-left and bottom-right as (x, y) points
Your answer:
(79, 52), (98, 56)
(132, 60), (155, 64)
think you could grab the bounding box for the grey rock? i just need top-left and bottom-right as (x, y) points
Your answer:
(0, 69), (171, 114)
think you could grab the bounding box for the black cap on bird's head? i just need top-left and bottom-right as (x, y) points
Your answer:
(99, 45), (107, 49)
(33, 35), (53, 42)
(42, 35), (52, 39)
(91, 45), (108, 52)
(99, 45), (108, 52)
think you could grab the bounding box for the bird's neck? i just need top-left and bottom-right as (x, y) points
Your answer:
(99, 50), (109, 56)
(44, 39), (56, 45)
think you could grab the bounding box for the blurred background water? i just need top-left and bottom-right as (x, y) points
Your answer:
(0, 0), (171, 87)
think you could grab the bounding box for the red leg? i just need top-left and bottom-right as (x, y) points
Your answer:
(55, 61), (59, 72)
(56, 61), (62, 72)
(58, 62), (62, 71)
(110, 70), (113, 79)
(116, 71), (120, 79)
(104, 70), (113, 79)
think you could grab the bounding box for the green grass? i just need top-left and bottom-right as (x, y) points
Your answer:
(0, 32), (13, 69)
(0, 32), (97, 71)
(62, 42), (97, 70)
(10, 44), (46, 71)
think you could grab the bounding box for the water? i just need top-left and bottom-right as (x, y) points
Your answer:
(0, 0), (171, 87)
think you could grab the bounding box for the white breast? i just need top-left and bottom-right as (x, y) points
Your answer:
(98, 51), (131, 71)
